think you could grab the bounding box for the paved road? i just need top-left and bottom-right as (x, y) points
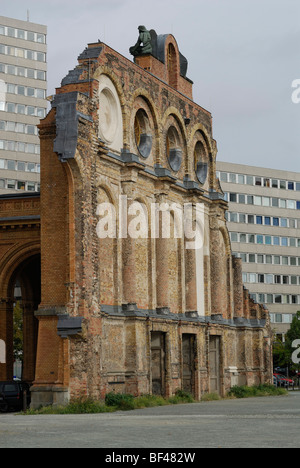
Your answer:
(0, 392), (300, 448)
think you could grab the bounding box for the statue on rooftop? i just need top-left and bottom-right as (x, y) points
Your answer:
(129, 26), (152, 56)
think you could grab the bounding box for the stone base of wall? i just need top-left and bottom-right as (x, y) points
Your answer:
(30, 386), (70, 409)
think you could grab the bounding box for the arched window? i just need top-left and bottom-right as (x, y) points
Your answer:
(167, 43), (178, 89)
(194, 140), (208, 185)
(166, 125), (182, 172)
(134, 109), (152, 158)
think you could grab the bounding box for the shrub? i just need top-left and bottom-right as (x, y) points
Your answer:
(201, 393), (221, 402)
(24, 397), (113, 415)
(174, 389), (194, 403)
(105, 392), (135, 409)
(134, 394), (168, 409)
(228, 384), (288, 399)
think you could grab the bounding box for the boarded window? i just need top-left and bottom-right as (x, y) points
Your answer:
(151, 332), (166, 396)
(209, 336), (221, 395)
(182, 334), (196, 396)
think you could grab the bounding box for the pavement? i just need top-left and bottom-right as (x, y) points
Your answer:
(0, 391), (300, 449)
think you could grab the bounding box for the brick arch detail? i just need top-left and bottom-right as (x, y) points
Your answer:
(128, 89), (161, 159)
(93, 68), (127, 147)
(161, 107), (188, 170)
(0, 242), (41, 299)
(164, 36), (180, 89)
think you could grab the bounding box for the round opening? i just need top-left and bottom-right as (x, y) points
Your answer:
(99, 87), (118, 144)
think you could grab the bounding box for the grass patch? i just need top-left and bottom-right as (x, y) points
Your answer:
(24, 397), (115, 415)
(228, 384), (288, 399)
(24, 389), (195, 415)
(201, 392), (221, 402)
(23, 385), (288, 415)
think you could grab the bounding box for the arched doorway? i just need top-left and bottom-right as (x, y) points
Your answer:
(0, 253), (41, 383)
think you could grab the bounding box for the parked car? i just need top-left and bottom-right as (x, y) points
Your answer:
(0, 381), (31, 412)
(273, 374), (286, 387)
(273, 373), (294, 388)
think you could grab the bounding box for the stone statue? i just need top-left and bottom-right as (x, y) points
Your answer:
(129, 26), (152, 56)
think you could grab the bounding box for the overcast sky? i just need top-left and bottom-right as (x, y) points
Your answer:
(1, 0), (300, 172)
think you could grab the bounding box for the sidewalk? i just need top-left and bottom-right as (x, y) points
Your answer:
(0, 392), (300, 448)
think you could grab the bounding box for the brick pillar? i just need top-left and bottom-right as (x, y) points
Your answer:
(243, 288), (251, 320)
(210, 226), (227, 317)
(31, 313), (67, 409)
(185, 247), (197, 313)
(156, 235), (169, 310)
(33, 314), (61, 384)
(232, 256), (244, 320)
(22, 301), (38, 382)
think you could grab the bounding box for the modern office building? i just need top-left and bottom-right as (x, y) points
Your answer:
(0, 15), (47, 194)
(217, 161), (300, 339)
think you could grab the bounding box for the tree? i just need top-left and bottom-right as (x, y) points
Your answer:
(13, 301), (23, 362)
(273, 340), (290, 369)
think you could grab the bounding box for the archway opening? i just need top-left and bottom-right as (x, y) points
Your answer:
(8, 254), (41, 382)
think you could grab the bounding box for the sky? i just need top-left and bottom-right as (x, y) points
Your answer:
(1, 0), (300, 172)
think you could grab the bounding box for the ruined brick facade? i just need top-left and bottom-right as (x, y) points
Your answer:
(0, 31), (272, 408)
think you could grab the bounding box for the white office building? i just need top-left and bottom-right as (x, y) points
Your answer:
(0, 15), (47, 193)
(217, 161), (300, 339)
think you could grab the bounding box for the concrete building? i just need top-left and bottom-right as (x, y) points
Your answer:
(217, 161), (300, 339)
(0, 16), (47, 194)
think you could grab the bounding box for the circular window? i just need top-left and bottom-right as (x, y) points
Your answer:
(194, 140), (208, 184)
(99, 88), (119, 144)
(134, 109), (152, 159)
(166, 126), (182, 172)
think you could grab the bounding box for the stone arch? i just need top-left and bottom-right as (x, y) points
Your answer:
(219, 225), (232, 258)
(0, 242), (40, 297)
(93, 68), (127, 115)
(93, 69), (125, 154)
(189, 124), (213, 153)
(129, 89), (160, 134)
(128, 91), (160, 165)
(189, 125), (214, 188)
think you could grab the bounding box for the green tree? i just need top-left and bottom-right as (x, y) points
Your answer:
(273, 340), (290, 369)
(13, 301), (23, 362)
